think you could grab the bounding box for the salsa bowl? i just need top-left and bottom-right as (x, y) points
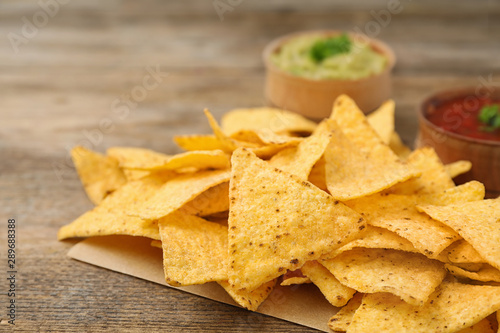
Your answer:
(416, 87), (500, 197)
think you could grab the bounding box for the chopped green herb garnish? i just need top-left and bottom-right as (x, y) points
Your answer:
(310, 34), (351, 63)
(478, 104), (500, 132)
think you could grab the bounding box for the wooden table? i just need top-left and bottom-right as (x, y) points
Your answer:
(1, 1), (499, 331)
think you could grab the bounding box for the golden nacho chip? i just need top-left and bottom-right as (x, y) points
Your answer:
(328, 293), (363, 332)
(269, 120), (332, 180)
(366, 99), (395, 145)
(446, 160), (473, 179)
(387, 147), (454, 196)
(324, 120), (417, 200)
(109, 147), (230, 172)
(280, 276), (311, 286)
(173, 134), (227, 151)
(228, 148), (366, 291)
(58, 173), (173, 240)
(347, 280), (500, 333)
(71, 146), (127, 204)
(445, 264), (500, 283)
(231, 129), (302, 146)
(150, 240), (162, 248)
(425, 180), (485, 206)
(308, 157), (327, 192)
(129, 169), (230, 220)
(388, 131), (412, 159)
(204, 109), (261, 153)
(301, 261), (356, 307)
(458, 318), (495, 333)
(328, 225), (418, 258)
(57, 210), (159, 240)
(106, 147), (171, 169)
(417, 198), (500, 270)
(218, 279), (276, 311)
(221, 107), (317, 136)
(159, 211), (228, 286)
(179, 182), (229, 217)
(323, 248), (446, 306)
(446, 239), (485, 264)
(345, 193), (460, 257)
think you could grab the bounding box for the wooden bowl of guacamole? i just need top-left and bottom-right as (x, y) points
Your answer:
(263, 30), (395, 119)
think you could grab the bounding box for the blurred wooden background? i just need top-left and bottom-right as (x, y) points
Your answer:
(1, 0), (499, 331)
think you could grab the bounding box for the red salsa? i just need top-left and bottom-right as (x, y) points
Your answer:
(426, 96), (500, 142)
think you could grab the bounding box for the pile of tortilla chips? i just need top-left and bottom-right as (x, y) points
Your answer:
(59, 95), (500, 333)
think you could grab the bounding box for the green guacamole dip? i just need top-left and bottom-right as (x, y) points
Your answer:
(271, 34), (387, 80)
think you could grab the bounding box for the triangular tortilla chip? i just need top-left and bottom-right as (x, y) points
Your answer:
(348, 280), (500, 333)
(71, 146), (127, 204)
(367, 99), (395, 145)
(324, 119), (417, 200)
(221, 107), (317, 136)
(106, 147), (171, 169)
(328, 225), (419, 258)
(388, 131), (411, 159)
(301, 260), (356, 307)
(387, 147), (455, 196)
(418, 198), (500, 270)
(328, 293), (363, 332)
(173, 134), (227, 151)
(218, 279), (276, 311)
(445, 160), (472, 179)
(446, 239), (485, 264)
(346, 193), (460, 257)
(129, 169), (230, 220)
(445, 264), (500, 283)
(159, 211), (228, 286)
(269, 120), (332, 180)
(57, 210), (159, 240)
(179, 182), (229, 217)
(228, 148), (366, 291)
(322, 248), (446, 306)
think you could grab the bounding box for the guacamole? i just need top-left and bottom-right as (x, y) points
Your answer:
(271, 34), (387, 80)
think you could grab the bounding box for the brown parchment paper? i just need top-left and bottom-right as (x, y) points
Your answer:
(67, 235), (336, 332)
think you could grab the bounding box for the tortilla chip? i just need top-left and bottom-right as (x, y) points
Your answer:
(280, 276), (311, 286)
(221, 107), (317, 136)
(425, 181), (485, 206)
(57, 173), (174, 240)
(389, 132), (412, 159)
(129, 169), (230, 220)
(204, 109), (261, 153)
(447, 239), (485, 264)
(417, 198), (500, 270)
(231, 129), (302, 146)
(301, 261), (356, 307)
(106, 147), (171, 169)
(308, 157), (327, 192)
(446, 160), (472, 179)
(324, 120), (417, 200)
(173, 134), (227, 151)
(348, 280), (500, 333)
(345, 193), (460, 258)
(457, 318), (495, 333)
(150, 240), (162, 249)
(228, 148), (366, 291)
(328, 225), (419, 258)
(366, 99), (395, 145)
(57, 210), (159, 240)
(71, 146), (127, 204)
(328, 293), (363, 332)
(269, 120), (332, 180)
(323, 248), (446, 306)
(179, 182), (229, 217)
(446, 264), (500, 283)
(159, 211), (228, 286)
(218, 279), (276, 311)
(387, 147), (454, 196)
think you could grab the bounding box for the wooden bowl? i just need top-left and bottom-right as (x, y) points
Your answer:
(263, 30), (395, 119)
(416, 88), (500, 198)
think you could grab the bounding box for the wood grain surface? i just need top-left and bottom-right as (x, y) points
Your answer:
(1, 0), (499, 332)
